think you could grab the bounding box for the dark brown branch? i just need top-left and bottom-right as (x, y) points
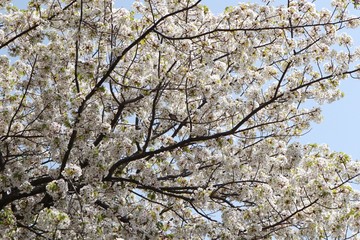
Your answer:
(262, 198), (319, 231)
(153, 17), (360, 41)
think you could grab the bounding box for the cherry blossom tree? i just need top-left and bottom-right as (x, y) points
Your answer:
(1, 0), (360, 239)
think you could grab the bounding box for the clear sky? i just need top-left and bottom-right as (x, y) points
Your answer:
(11, 0), (360, 160)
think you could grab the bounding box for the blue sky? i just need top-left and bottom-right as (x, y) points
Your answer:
(11, 0), (360, 160)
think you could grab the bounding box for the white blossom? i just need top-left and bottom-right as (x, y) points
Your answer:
(0, 0), (359, 239)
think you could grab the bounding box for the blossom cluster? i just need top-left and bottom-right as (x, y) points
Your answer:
(0, 0), (359, 239)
